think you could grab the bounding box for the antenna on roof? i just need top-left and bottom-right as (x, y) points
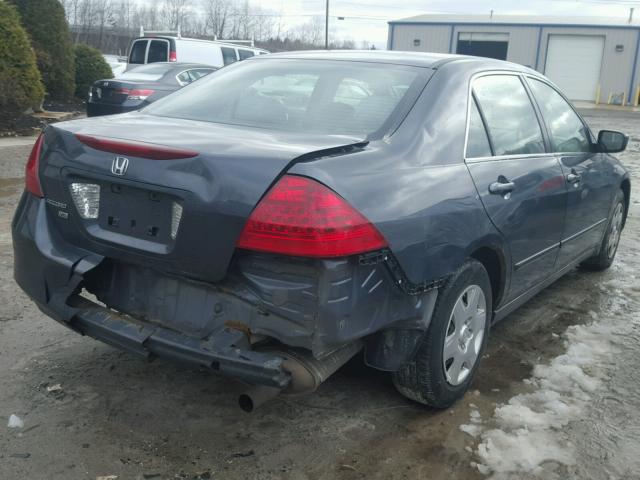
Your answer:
(629, 7), (634, 24)
(490, 9), (494, 20)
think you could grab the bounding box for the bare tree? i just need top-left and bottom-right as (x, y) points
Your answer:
(60, 0), (362, 54)
(133, 4), (159, 32)
(289, 16), (324, 46)
(162, 0), (189, 31)
(114, 0), (134, 33)
(252, 7), (276, 41)
(93, 0), (114, 49)
(202, 0), (229, 38)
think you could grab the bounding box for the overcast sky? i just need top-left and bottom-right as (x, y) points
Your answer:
(255, 0), (640, 48)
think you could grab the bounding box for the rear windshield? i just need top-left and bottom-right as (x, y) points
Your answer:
(145, 59), (426, 138)
(118, 64), (172, 81)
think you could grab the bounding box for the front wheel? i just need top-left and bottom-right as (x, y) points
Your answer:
(392, 259), (492, 409)
(582, 190), (625, 271)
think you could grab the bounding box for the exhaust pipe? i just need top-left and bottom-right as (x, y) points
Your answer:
(239, 341), (362, 411)
(239, 385), (281, 413)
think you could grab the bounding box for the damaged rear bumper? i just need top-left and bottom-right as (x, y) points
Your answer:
(13, 193), (438, 383)
(13, 194), (292, 387)
(66, 296), (291, 388)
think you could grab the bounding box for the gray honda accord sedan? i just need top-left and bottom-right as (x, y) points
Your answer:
(13, 51), (630, 411)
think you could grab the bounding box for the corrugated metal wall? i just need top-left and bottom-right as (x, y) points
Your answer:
(389, 22), (640, 104)
(390, 24), (452, 53)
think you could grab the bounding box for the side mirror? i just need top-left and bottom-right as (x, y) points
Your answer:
(598, 130), (628, 153)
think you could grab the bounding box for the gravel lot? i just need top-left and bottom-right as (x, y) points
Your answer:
(0, 108), (639, 480)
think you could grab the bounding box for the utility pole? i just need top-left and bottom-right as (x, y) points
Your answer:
(325, 0), (329, 49)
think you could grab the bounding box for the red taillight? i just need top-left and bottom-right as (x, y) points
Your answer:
(169, 50), (177, 62)
(115, 88), (155, 99)
(25, 133), (44, 197)
(75, 134), (198, 160)
(237, 175), (388, 258)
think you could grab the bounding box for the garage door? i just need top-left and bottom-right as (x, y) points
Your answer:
(544, 35), (604, 101)
(457, 32), (509, 60)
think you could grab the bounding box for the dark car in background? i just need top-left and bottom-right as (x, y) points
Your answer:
(14, 51), (629, 412)
(87, 62), (216, 117)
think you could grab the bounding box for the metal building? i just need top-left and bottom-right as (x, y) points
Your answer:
(387, 14), (640, 104)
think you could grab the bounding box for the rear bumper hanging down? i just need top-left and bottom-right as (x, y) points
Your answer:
(65, 295), (293, 388)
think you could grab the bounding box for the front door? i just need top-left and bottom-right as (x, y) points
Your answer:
(465, 74), (567, 301)
(525, 77), (614, 266)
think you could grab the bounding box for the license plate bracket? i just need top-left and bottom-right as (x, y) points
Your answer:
(99, 183), (173, 243)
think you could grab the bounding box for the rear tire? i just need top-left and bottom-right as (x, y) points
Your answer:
(392, 259), (492, 409)
(581, 190), (625, 271)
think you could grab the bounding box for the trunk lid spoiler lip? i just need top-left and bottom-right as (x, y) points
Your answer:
(53, 113), (369, 163)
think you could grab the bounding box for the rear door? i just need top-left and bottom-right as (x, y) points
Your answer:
(526, 76), (613, 266)
(465, 73), (567, 300)
(147, 39), (169, 63)
(128, 38), (169, 65)
(128, 39), (148, 65)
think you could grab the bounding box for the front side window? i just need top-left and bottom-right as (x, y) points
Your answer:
(466, 97), (492, 158)
(528, 78), (592, 153)
(146, 59), (425, 138)
(473, 75), (545, 156)
(129, 40), (148, 64)
(147, 40), (168, 63)
(221, 47), (237, 65)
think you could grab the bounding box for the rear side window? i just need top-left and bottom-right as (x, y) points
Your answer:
(221, 47), (237, 65)
(129, 40), (147, 64)
(189, 68), (214, 80)
(176, 71), (191, 86)
(473, 75), (545, 156)
(238, 49), (255, 60)
(148, 40), (168, 63)
(528, 78), (592, 153)
(466, 98), (492, 158)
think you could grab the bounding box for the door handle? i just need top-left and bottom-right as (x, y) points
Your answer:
(566, 171), (581, 184)
(489, 178), (516, 195)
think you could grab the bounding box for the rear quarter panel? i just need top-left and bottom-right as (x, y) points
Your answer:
(290, 60), (507, 286)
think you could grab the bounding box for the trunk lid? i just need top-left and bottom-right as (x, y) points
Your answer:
(39, 113), (365, 282)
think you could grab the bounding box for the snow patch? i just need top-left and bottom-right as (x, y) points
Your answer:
(460, 423), (483, 438)
(471, 321), (620, 478)
(7, 414), (24, 429)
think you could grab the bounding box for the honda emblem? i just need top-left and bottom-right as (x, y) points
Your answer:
(111, 156), (129, 176)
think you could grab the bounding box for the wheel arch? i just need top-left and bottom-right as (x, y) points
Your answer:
(469, 245), (507, 312)
(621, 177), (631, 228)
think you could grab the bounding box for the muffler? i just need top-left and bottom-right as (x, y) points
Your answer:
(239, 341), (362, 411)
